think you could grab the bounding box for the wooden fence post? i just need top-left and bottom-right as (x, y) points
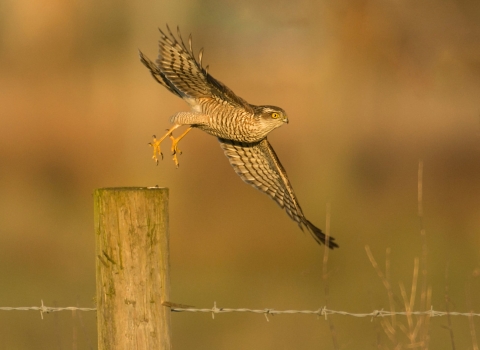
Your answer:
(94, 187), (171, 350)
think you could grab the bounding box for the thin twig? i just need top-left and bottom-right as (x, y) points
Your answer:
(385, 248), (396, 330)
(418, 160), (429, 348)
(466, 281), (479, 350)
(366, 245), (399, 345)
(444, 263), (456, 350)
(76, 297), (95, 350)
(72, 309), (78, 350)
(323, 203), (339, 350)
(399, 258), (420, 348)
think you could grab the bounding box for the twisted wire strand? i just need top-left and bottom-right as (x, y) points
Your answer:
(171, 302), (480, 321)
(1, 301), (479, 322)
(0, 300), (96, 319)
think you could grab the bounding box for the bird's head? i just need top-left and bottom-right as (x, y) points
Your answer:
(254, 105), (289, 133)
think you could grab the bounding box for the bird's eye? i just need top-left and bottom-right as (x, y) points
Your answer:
(271, 112), (280, 119)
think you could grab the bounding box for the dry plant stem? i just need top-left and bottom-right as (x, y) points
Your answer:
(53, 301), (62, 349)
(365, 246), (397, 344)
(405, 259), (429, 349)
(368, 290), (384, 349)
(423, 286), (432, 348)
(385, 248), (396, 328)
(466, 282), (479, 350)
(399, 258), (420, 347)
(323, 203), (339, 350)
(75, 299), (95, 350)
(418, 160), (427, 308)
(410, 258), (419, 315)
(72, 309), (77, 350)
(444, 263), (456, 350)
(417, 160), (429, 346)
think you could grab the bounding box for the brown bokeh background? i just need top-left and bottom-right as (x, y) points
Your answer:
(1, 0), (480, 348)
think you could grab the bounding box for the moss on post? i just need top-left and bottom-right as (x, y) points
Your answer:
(94, 187), (171, 350)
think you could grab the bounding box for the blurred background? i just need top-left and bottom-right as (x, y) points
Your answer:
(1, 0), (479, 348)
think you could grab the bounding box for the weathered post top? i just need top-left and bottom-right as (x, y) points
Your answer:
(94, 187), (171, 350)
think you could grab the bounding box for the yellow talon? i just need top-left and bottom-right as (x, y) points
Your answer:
(149, 135), (163, 165)
(169, 134), (183, 168)
(148, 126), (192, 167)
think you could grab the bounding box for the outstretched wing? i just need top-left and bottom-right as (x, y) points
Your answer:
(139, 25), (253, 113)
(219, 138), (338, 249)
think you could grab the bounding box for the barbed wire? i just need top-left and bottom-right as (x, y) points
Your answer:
(0, 300), (96, 319)
(2, 300), (479, 322)
(170, 302), (480, 322)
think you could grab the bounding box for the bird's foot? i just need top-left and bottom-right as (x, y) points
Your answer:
(148, 125), (190, 168)
(149, 135), (163, 165)
(169, 133), (183, 168)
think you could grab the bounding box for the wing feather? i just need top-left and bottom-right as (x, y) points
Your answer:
(140, 25), (253, 113)
(219, 138), (338, 249)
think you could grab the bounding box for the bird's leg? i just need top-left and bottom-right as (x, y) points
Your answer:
(169, 127), (192, 168)
(149, 124), (182, 165)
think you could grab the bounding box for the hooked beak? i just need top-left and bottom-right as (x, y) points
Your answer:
(283, 116), (289, 124)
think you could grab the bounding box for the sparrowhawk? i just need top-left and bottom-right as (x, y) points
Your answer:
(139, 26), (338, 249)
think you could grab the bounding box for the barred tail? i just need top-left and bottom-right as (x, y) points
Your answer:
(304, 219), (339, 249)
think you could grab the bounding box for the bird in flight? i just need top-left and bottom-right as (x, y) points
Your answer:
(139, 26), (338, 249)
